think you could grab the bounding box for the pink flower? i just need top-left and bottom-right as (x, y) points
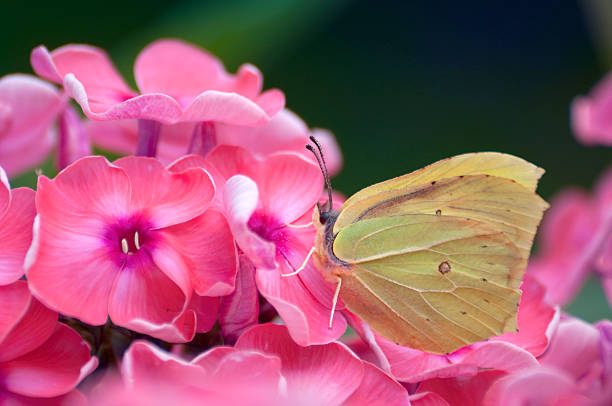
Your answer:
(345, 275), (555, 384)
(169, 146), (347, 345)
(31, 39), (284, 126)
(482, 317), (612, 405)
(572, 72), (612, 146)
(91, 324), (409, 406)
(528, 167), (612, 306)
(235, 324), (410, 405)
(86, 108), (343, 175)
(26, 156), (237, 341)
(0, 165), (36, 285)
(87, 338), (284, 406)
(0, 281), (97, 402)
(407, 317), (612, 405)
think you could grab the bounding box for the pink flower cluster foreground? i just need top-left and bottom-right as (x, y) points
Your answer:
(0, 37), (609, 405)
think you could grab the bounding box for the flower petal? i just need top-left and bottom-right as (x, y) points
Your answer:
(538, 317), (601, 381)
(133, 39), (226, 102)
(343, 362), (410, 405)
(122, 340), (206, 387)
(417, 370), (506, 406)
(0, 74), (63, 176)
(224, 175), (277, 270)
(64, 74), (182, 123)
(0, 282), (33, 346)
(31, 44), (134, 101)
(236, 324), (363, 405)
(159, 209), (237, 296)
(113, 156), (214, 228)
(253, 153), (322, 224)
(109, 253), (193, 342)
(256, 263), (346, 346)
(482, 367), (585, 406)
(182, 90), (276, 126)
(26, 220), (119, 325)
(0, 323), (97, 397)
(0, 188), (35, 285)
(0, 291), (57, 363)
(188, 295), (219, 334)
(219, 254), (259, 343)
(492, 275), (559, 357)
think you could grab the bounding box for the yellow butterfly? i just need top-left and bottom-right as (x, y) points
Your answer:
(306, 138), (548, 355)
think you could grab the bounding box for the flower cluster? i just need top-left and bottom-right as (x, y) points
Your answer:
(0, 38), (609, 405)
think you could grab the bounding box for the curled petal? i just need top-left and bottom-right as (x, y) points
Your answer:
(31, 44), (134, 100)
(256, 266), (346, 346)
(64, 74), (182, 123)
(224, 175), (276, 270)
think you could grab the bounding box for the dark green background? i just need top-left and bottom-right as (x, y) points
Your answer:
(2, 0), (610, 320)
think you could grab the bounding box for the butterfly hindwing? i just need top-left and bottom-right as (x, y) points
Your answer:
(333, 214), (522, 354)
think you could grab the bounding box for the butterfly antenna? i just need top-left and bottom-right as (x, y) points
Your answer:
(306, 136), (333, 211)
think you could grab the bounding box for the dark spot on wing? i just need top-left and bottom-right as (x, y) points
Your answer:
(460, 311), (467, 315)
(459, 175), (464, 178)
(481, 278), (488, 282)
(431, 181), (436, 185)
(435, 209), (442, 216)
(480, 245), (488, 248)
(438, 261), (451, 274)
(483, 298), (490, 303)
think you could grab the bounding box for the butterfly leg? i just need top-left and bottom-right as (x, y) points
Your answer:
(329, 277), (342, 329)
(281, 246), (316, 277)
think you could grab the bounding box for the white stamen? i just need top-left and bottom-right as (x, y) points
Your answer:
(281, 247), (315, 277)
(284, 221), (314, 229)
(134, 232), (140, 250)
(329, 278), (342, 329)
(121, 238), (129, 254)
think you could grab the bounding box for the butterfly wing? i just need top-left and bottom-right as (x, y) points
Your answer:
(333, 214), (524, 354)
(334, 152), (545, 233)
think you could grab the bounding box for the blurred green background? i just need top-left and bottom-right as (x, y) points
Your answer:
(2, 0), (610, 320)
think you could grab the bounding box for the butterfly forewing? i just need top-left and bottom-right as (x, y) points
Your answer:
(334, 152), (545, 233)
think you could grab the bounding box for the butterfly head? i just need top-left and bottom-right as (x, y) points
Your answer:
(306, 135), (334, 224)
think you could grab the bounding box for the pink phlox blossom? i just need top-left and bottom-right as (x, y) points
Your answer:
(528, 167), (612, 306)
(85, 108), (343, 175)
(572, 72), (612, 146)
(481, 317), (612, 405)
(31, 39), (284, 126)
(91, 324), (411, 405)
(0, 74), (90, 177)
(169, 146), (347, 345)
(0, 165), (36, 285)
(0, 281), (97, 403)
(25, 155), (237, 342)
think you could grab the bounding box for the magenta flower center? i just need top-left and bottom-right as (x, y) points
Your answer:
(104, 215), (156, 263)
(248, 211), (289, 257)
